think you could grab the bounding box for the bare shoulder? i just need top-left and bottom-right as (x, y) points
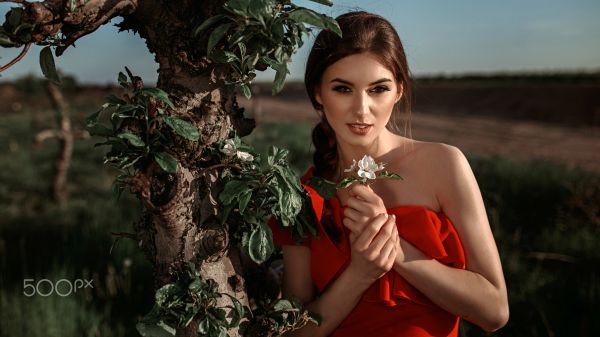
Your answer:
(404, 140), (468, 175)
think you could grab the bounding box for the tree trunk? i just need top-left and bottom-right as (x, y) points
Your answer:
(124, 3), (258, 335)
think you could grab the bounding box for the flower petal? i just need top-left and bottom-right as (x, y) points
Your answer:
(237, 151), (254, 162)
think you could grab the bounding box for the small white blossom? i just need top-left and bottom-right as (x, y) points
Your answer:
(343, 159), (357, 172)
(221, 139), (237, 156)
(357, 155), (382, 180)
(236, 151), (254, 162)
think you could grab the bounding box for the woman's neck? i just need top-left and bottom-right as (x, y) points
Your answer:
(333, 130), (394, 182)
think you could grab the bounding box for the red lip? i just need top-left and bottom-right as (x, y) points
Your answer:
(347, 124), (372, 135)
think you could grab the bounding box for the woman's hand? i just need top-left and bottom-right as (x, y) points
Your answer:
(342, 183), (387, 234)
(346, 213), (400, 284)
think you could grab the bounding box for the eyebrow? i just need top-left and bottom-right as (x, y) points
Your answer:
(330, 78), (392, 86)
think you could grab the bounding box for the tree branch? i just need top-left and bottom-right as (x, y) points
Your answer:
(56, 0), (139, 55)
(0, 43), (31, 73)
(15, 0), (138, 55)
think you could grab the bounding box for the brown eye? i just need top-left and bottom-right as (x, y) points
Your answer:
(333, 86), (351, 93)
(371, 86), (390, 93)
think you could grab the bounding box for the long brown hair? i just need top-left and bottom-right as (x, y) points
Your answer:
(305, 11), (413, 181)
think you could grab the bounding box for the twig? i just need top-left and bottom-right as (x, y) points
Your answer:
(109, 231), (138, 256)
(199, 163), (242, 175)
(0, 43), (31, 73)
(525, 251), (578, 263)
(110, 231), (137, 240)
(56, 0), (138, 56)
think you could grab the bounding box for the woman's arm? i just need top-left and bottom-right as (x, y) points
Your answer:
(282, 213), (399, 337)
(392, 144), (509, 332)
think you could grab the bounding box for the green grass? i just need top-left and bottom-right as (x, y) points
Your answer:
(0, 110), (599, 336)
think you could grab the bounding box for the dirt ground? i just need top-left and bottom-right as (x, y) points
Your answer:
(239, 96), (600, 173)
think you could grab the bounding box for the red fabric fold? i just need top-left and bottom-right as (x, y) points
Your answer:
(268, 166), (466, 336)
(362, 206), (466, 307)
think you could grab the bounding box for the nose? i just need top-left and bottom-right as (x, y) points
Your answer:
(352, 91), (370, 116)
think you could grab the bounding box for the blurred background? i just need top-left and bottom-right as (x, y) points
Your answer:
(1, 1), (599, 336)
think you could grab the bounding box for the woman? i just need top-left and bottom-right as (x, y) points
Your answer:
(269, 11), (509, 337)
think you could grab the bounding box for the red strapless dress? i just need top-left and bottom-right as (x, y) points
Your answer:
(268, 167), (466, 337)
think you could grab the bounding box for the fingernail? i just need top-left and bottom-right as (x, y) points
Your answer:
(384, 213), (389, 218)
(391, 214), (396, 220)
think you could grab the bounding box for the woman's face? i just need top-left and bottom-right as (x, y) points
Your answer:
(314, 52), (403, 148)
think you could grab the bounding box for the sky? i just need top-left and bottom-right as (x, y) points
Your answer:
(1, 0), (599, 85)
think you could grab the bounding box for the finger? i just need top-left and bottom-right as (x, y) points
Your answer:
(349, 184), (381, 204)
(342, 217), (359, 233)
(349, 231), (356, 243)
(368, 215), (396, 253)
(343, 204), (370, 222)
(354, 213), (389, 250)
(346, 197), (375, 217)
(379, 233), (397, 265)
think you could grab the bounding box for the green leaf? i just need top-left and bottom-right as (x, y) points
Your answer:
(273, 299), (293, 311)
(248, 222), (274, 263)
(155, 283), (182, 307)
(0, 32), (14, 47)
(248, 0), (273, 21)
(271, 20), (284, 42)
(198, 318), (210, 334)
(288, 8), (341, 37)
(154, 152), (178, 173)
(86, 124), (114, 138)
(246, 52), (260, 69)
(39, 46), (60, 85)
(267, 146), (289, 167)
(118, 132), (145, 147)
(219, 180), (249, 205)
(7, 8), (23, 28)
(309, 0), (334, 6)
(188, 279), (202, 292)
(378, 170), (404, 180)
(141, 88), (175, 109)
(260, 57), (280, 70)
(337, 176), (357, 189)
(194, 14), (227, 36)
(272, 66), (287, 95)
(85, 108), (102, 127)
(136, 321), (176, 337)
(112, 180), (125, 201)
(227, 0), (250, 14)
(305, 176), (338, 199)
(116, 104), (140, 115)
(105, 94), (126, 105)
(118, 71), (128, 87)
(163, 116), (200, 141)
(240, 84), (251, 99)
(223, 294), (245, 328)
(238, 190), (252, 214)
(207, 23), (232, 53)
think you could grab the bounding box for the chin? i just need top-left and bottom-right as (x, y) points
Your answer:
(340, 134), (377, 147)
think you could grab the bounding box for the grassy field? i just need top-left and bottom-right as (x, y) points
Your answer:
(0, 107), (599, 336)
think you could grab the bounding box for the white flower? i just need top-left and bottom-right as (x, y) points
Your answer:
(343, 159), (357, 172)
(221, 139), (237, 156)
(236, 151), (254, 162)
(357, 155), (381, 180)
